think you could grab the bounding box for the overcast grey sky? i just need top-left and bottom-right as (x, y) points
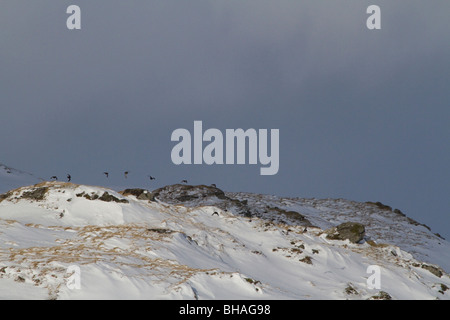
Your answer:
(1, 1), (449, 239)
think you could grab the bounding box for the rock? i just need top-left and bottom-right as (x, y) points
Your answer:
(98, 192), (129, 203)
(299, 256), (313, 265)
(326, 222), (365, 244)
(366, 201), (392, 211)
(0, 191), (12, 203)
(120, 188), (155, 201)
(439, 284), (449, 294)
(152, 184), (228, 203)
(393, 208), (405, 216)
(344, 283), (359, 295)
(266, 206), (311, 225)
(21, 187), (48, 201)
(150, 184), (251, 217)
(76, 191), (128, 204)
(369, 291), (392, 300)
(147, 228), (174, 234)
(421, 264), (443, 278)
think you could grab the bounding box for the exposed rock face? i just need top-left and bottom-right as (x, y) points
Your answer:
(0, 186), (49, 202)
(420, 264), (444, 278)
(264, 206), (310, 225)
(120, 188), (155, 201)
(151, 184), (253, 217)
(326, 222), (366, 244)
(76, 191), (129, 204)
(0, 191), (12, 203)
(22, 187), (49, 201)
(151, 184), (312, 226)
(152, 184), (228, 203)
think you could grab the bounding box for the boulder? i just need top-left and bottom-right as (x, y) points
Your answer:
(325, 222), (366, 244)
(151, 184), (228, 203)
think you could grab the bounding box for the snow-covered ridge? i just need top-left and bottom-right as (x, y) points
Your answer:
(226, 192), (450, 273)
(0, 182), (449, 300)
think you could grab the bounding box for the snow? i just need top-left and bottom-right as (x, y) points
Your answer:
(0, 179), (449, 300)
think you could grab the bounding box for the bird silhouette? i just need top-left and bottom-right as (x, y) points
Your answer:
(50, 176), (58, 181)
(103, 172), (109, 178)
(148, 175), (156, 180)
(181, 179), (188, 184)
(124, 171), (129, 179)
(67, 174), (71, 182)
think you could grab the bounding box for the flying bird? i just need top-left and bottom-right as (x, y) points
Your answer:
(124, 171), (129, 179)
(67, 174), (71, 182)
(148, 175), (156, 180)
(103, 172), (109, 178)
(50, 176), (58, 181)
(181, 179), (188, 184)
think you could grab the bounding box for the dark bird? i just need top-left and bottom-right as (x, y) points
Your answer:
(181, 179), (188, 184)
(212, 211), (219, 216)
(103, 172), (109, 178)
(148, 175), (156, 180)
(124, 171), (129, 179)
(50, 176), (58, 181)
(67, 174), (71, 182)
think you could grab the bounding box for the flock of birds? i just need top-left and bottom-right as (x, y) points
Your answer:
(2, 164), (192, 185)
(49, 172), (218, 216)
(4, 166), (221, 217)
(48, 172), (189, 184)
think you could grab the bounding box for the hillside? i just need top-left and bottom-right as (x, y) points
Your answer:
(0, 181), (449, 300)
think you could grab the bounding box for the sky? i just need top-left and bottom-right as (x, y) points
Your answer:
(0, 1), (449, 239)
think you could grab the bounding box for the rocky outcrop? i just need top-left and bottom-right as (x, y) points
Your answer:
(151, 184), (250, 216)
(263, 206), (311, 225)
(325, 222), (366, 244)
(120, 188), (155, 201)
(0, 191), (12, 203)
(0, 186), (49, 203)
(76, 191), (129, 204)
(420, 264), (444, 278)
(22, 187), (49, 201)
(150, 184), (312, 225)
(152, 184), (228, 203)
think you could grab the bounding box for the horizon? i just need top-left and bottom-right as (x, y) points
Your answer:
(1, 160), (447, 241)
